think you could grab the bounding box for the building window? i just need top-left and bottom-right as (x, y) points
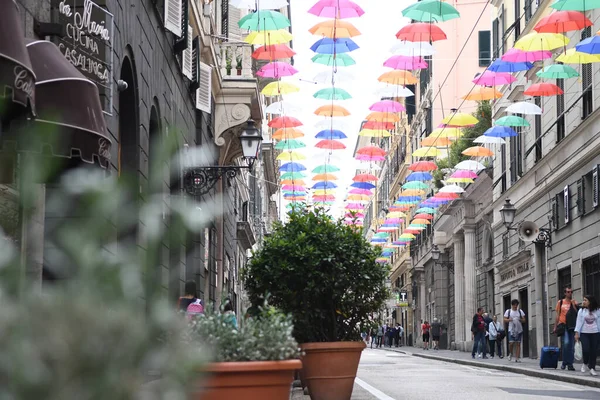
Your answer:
(579, 166), (599, 215)
(552, 186), (570, 229)
(478, 30), (491, 67)
(556, 77), (565, 142)
(492, 19), (499, 59)
(242, 201), (249, 222)
(510, 125), (522, 184)
(558, 266), (572, 296)
(524, 0), (533, 21)
(514, 0), (521, 40)
(502, 232), (509, 259)
(501, 143), (507, 193)
(209, 227), (217, 302)
(583, 255), (600, 299)
(534, 97), (542, 162)
(221, 0), (229, 38)
(582, 28), (593, 119)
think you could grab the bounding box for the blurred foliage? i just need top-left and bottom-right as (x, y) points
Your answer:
(242, 207), (390, 343)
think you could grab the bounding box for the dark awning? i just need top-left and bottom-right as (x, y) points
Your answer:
(0, 0), (35, 121)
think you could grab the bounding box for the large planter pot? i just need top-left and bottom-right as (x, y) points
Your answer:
(192, 359), (302, 400)
(300, 341), (366, 400)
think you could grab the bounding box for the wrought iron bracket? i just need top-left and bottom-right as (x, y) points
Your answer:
(533, 228), (552, 249)
(183, 166), (248, 197)
(434, 261), (454, 274)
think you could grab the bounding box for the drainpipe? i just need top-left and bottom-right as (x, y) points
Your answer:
(534, 243), (545, 352)
(215, 177), (224, 309)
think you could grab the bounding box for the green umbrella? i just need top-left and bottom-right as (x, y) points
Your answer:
(402, 181), (430, 190)
(311, 53), (356, 67)
(415, 207), (437, 214)
(312, 164), (341, 173)
(536, 64), (579, 79)
(551, 0), (600, 11)
(494, 115), (530, 127)
(238, 10), (291, 31)
(280, 171), (306, 180)
(275, 139), (306, 150)
(408, 224), (427, 228)
(373, 232), (390, 238)
(402, 0), (460, 22)
(313, 88), (352, 101)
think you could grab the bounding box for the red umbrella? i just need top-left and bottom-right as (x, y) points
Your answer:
(396, 22), (447, 42)
(315, 139), (346, 150)
(252, 44), (296, 60)
(524, 83), (564, 97)
(408, 161), (438, 172)
(356, 146), (386, 157)
(268, 116), (303, 128)
(404, 229), (421, 235)
(363, 121), (395, 130)
(353, 173), (379, 182)
(413, 213), (434, 220)
(314, 195), (336, 201)
(534, 11), (591, 33)
(434, 192), (459, 199)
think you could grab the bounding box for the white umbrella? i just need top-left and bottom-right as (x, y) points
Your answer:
(506, 101), (542, 115)
(454, 160), (486, 171)
(375, 86), (415, 98)
(355, 161), (382, 171)
(391, 41), (436, 56)
(473, 135), (506, 145)
(229, 0), (288, 9)
(312, 70), (355, 85)
(439, 184), (465, 194)
(314, 118), (352, 131)
(265, 101), (300, 115)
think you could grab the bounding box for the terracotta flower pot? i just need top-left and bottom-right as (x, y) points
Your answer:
(192, 359), (302, 400)
(300, 341), (366, 400)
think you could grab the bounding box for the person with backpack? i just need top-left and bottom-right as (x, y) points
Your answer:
(504, 299), (526, 363)
(488, 315), (504, 359)
(177, 280), (203, 314)
(553, 287), (578, 371)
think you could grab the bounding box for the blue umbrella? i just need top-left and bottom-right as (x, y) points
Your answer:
(371, 238), (387, 243)
(312, 181), (338, 190)
(397, 195), (422, 202)
(315, 129), (348, 139)
(279, 162), (306, 172)
(350, 182), (377, 189)
(310, 38), (359, 54)
(576, 36), (600, 54)
(488, 59), (532, 73)
(405, 172), (433, 181)
(484, 126), (518, 137)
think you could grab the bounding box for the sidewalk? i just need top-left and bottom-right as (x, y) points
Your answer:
(379, 345), (600, 389)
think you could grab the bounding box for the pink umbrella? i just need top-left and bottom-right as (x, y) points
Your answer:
(345, 212), (365, 218)
(383, 55), (428, 70)
(356, 155), (386, 162)
(308, 0), (365, 19)
(472, 71), (516, 86)
(282, 184), (306, 191)
(345, 203), (366, 209)
(369, 100), (406, 113)
(349, 188), (372, 195)
(384, 218), (404, 223)
(451, 170), (478, 179)
(256, 62), (299, 78)
(501, 48), (552, 63)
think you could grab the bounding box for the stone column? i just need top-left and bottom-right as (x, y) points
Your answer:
(534, 243), (546, 353)
(463, 225), (477, 339)
(419, 272), (426, 324)
(453, 234), (465, 345)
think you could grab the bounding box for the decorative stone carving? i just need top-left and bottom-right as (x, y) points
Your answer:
(215, 103), (251, 147)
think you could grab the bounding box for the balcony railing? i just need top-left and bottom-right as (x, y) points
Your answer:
(218, 43), (255, 79)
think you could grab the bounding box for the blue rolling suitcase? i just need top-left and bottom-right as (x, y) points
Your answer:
(540, 346), (559, 369)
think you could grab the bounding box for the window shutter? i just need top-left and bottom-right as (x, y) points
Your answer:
(196, 62), (212, 113)
(182, 25), (193, 79)
(190, 37), (200, 91)
(577, 178), (584, 215)
(228, 6), (242, 41)
(551, 195), (558, 229)
(164, 0), (183, 37)
(221, 0), (229, 38)
(564, 185), (570, 225)
(478, 30), (491, 67)
(593, 166), (599, 208)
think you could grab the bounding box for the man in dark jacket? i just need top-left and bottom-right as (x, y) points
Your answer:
(471, 307), (488, 359)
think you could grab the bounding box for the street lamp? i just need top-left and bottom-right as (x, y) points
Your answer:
(499, 198), (517, 229)
(183, 120), (262, 197)
(498, 198), (552, 248)
(431, 244), (454, 273)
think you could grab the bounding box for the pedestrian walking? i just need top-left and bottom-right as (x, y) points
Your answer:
(504, 299), (526, 363)
(222, 299), (237, 329)
(553, 287), (578, 371)
(370, 327), (377, 348)
(575, 294), (600, 376)
(421, 320), (431, 350)
(430, 318), (442, 350)
(397, 323), (404, 347)
(483, 312), (493, 355)
(471, 307), (487, 359)
(488, 315), (504, 359)
(377, 325), (384, 348)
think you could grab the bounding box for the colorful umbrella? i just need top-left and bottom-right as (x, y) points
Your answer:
(494, 115), (530, 127)
(462, 146), (494, 157)
(280, 172), (306, 180)
(514, 32), (569, 51)
(309, 19), (361, 38)
(274, 139), (306, 150)
(501, 48), (552, 63)
(472, 71), (516, 86)
(506, 101), (542, 115)
(378, 70), (418, 85)
(256, 62), (298, 78)
(313, 87), (352, 100)
(411, 218), (431, 225)
(413, 213), (433, 220)
(239, 10), (290, 31)
(462, 87), (503, 101)
(351, 182), (377, 189)
(312, 69), (355, 85)
(409, 161), (438, 171)
(269, 116), (303, 128)
(279, 162), (306, 172)
(365, 112), (400, 122)
(484, 126), (518, 137)
(536, 64), (579, 79)
(357, 146), (386, 158)
(311, 53), (356, 66)
(308, 0), (365, 19)
(412, 147), (444, 157)
(396, 22), (447, 42)
(310, 38), (359, 54)
(406, 172), (433, 181)
(282, 185), (306, 192)
(363, 121), (395, 130)
(315, 129), (348, 139)
(415, 207), (437, 214)
(313, 181), (338, 190)
(359, 129), (392, 138)
(369, 100), (406, 113)
(252, 43), (296, 60)
(524, 82), (564, 97)
(442, 112), (478, 127)
(446, 176), (474, 184)
(349, 188), (372, 194)
(312, 164), (340, 173)
(353, 173), (379, 182)
(534, 10), (591, 33)
(376, 86), (416, 98)
(391, 41), (436, 56)
(576, 35), (600, 54)
(383, 55), (428, 70)
(421, 136), (452, 147)
(473, 135), (506, 145)
(454, 160), (485, 171)
(488, 59), (533, 73)
(315, 139), (346, 150)
(272, 128), (304, 140)
(261, 81), (300, 96)
(277, 151), (306, 162)
(347, 194), (370, 201)
(402, 0), (460, 22)
(551, 0), (600, 12)
(430, 127), (463, 138)
(265, 101), (300, 115)
(315, 118), (352, 131)
(230, 0), (289, 9)
(314, 104), (351, 117)
(402, 181), (429, 190)
(556, 48), (600, 63)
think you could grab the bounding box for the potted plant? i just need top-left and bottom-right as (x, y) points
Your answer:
(188, 304), (302, 400)
(235, 54), (243, 75)
(224, 49), (232, 76)
(242, 208), (390, 400)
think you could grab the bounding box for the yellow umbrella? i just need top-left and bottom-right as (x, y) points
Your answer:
(245, 29), (293, 45)
(262, 81), (300, 96)
(514, 32), (569, 52)
(399, 233), (416, 239)
(272, 128), (304, 140)
(412, 146), (445, 157)
(378, 70), (418, 85)
(462, 146), (494, 157)
(442, 113), (478, 127)
(462, 87), (503, 101)
(313, 173), (338, 181)
(308, 20), (361, 38)
(359, 129), (392, 137)
(276, 151), (306, 161)
(430, 127), (463, 138)
(365, 112), (400, 123)
(556, 48), (600, 64)
(347, 194), (370, 201)
(401, 189), (425, 196)
(446, 177), (474, 183)
(421, 136), (452, 147)
(313, 190), (336, 196)
(387, 211), (406, 218)
(314, 104), (351, 117)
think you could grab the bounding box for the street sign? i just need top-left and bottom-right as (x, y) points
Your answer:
(395, 291), (409, 307)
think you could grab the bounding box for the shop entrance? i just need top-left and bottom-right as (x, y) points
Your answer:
(519, 288), (529, 358)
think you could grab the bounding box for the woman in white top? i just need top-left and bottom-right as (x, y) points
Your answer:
(488, 315), (504, 359)
(574, 294), (600, 376)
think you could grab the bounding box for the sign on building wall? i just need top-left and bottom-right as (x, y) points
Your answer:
(52, 0), (114, 114)
(396, 292), (409, 307)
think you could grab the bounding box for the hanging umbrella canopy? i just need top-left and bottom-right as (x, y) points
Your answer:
(396, 22), (447, 42)
(347, 194), (370, 201)
(484, 125), (518, 137)
(265, 100), (300, 115)
(536, 64), (579, 79)
(275, 139), (306, 150)
(363, 120), (395, 130)
(378, 70), (418, 85)
(439, 184), (466, 194)
(230, 0), (289, 9)
(411, 218), (431, 225)
(514, 32), (569, 51)
(402, 0), (460, 22)
(269, 116), (303, 128)
(401, 189), (425, 196)
(415, 207), (437, 214)
(252, 43), (296, 60)
(409, 161), (438, 171)
(501, 48), (552, 63)
(357, 146), (386, 157)
(413, 213), (433, 220)
(406, 172), (433, 181)
(412, 147), (444, 157)
(462, 87), (503, 101)
(421, 136), (452, 147)
(524, 82), (564, 97)
(390, 41), (436, 56)
(315, 129), (348, 139)
(345, 202), (365, 209)
(279, 162), (306, 172)
(383, 55), (428, 70)
(442, 112), (478, 127)
(534, 10), (591, 33)
(308, 0), (365, 19)
(281, 185), (306, 192)
(369, 100), (406, 113)
(280, 171), (306, 179)
(312, 164), (340, 173)
(310, 38), (359, 54)
(446, 176), (474, 183)
(474, 135), (506, 144)
(315, 139), (346, 150)
(506, 101), (542, 115)
(272, 127), (304, 140)
(359, 129), (392, 138)
(311, 53), (356, 66)
(495, 115), (530, 127)
(349, 188), (372, 195)
(402, 181), (429, 190)
(576, 35), (600, 54)
(551, 0), (600, 11)
(256, 61), (298, 78)
(313, 87), (352, 100)
(365, 112), (400, 122)
(238, 10), (291, 31)
(261, 81), (300, 96)
(277, 151), (306, 161)
(488, 59), (533, 73)
(313, 181), (338, 190)
(314, 104), (351, 117)
(556, 48), (600, 63)
(430, 127), (463, 138)
(376, 85), (416, 97)
(353, 173), (379, 182)
(351, 181), (377, 189)
(472, 71), (516, 86)
(313, 69), (355, 85)
(280, 179), (306, 186)
(309, 19), (361, 38)
(313, 188), (336, 196)
(454, 160), (485, 171)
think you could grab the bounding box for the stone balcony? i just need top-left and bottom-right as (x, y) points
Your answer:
(217, 43), (255, 80)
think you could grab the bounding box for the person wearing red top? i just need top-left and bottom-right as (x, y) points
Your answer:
(421, 321), (431, 350)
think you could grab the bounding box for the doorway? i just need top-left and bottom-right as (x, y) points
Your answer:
(503, 294), (511, 356)
(519, 288), (529, 358)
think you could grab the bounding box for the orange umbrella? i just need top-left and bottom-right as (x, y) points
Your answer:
(363, 120), (395, 130)
(347, 194), (370, 201)
(462, 146), (494, 157)
(408, 161), (438, 171)
(356, 146), (386, 157)
(462, 87), (503, 101)
(524, 83), (564, 97)
(281, 179), (306, 185)
(353, 173), (379, 182)
(421, 136), (452, 147)
(314, 104), (351, 117)
(313, 173), (338, 181)
(365, 112), (400, 123)
(411, 218), (431, 225)
(309, 19), (361, 38)
(272, 128), (304, 140)
(378, 70), (418, 85)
